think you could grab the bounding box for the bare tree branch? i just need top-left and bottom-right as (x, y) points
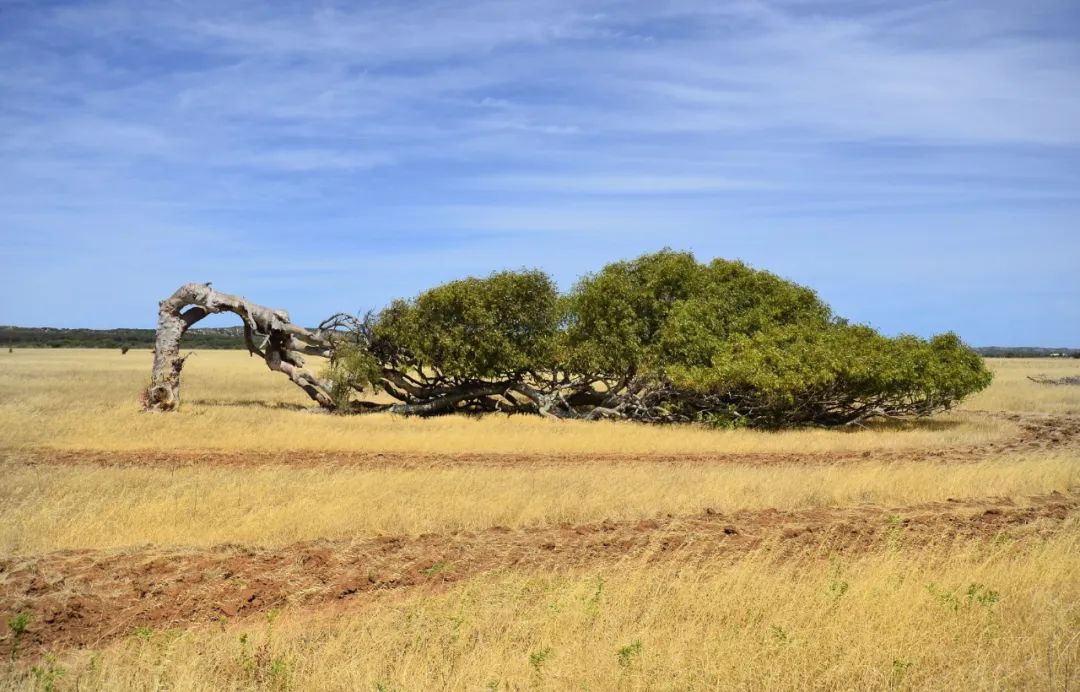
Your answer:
(143, 283), (336, 411)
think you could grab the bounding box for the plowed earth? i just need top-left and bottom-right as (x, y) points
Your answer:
(1, 412), (1077, 658)
(1, 490), (1076, 657)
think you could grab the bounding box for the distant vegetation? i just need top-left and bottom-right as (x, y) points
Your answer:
(5, 326), (1073, 359)
(974, 346), (1080, 358)
(0, 326), (244, 350)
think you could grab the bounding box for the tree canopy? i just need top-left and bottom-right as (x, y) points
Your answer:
(316, 249), (992, 427)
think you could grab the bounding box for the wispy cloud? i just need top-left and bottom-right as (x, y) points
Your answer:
(1, 0), (1078, 343)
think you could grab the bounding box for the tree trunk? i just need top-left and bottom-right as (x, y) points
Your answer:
(143, 283), (337, 412)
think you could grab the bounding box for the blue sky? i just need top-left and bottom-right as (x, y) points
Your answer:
(1, 0), (1078, 345)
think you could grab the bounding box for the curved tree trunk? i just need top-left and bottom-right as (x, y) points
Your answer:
(143, 283), (337, 412)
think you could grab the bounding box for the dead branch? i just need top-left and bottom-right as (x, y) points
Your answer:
(143, 283), (337, 412)
(1028, 375), (1080, 386)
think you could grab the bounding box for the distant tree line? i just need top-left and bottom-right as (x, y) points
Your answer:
(974, 346), (1080, 358)
(1, 326), (245, 350)
(8, 326), (1072, 359)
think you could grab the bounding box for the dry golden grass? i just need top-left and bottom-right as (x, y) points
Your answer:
(1, 349), (1078, 690)
(0, 349), (1043, 454)
(9, 530), (1079, 691)
(2, 454), (1077, 554)
(962, 356), (1080, 414)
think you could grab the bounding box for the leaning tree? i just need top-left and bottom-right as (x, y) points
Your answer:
(143, 251), (993, 427)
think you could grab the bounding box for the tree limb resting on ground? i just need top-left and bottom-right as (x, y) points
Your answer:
(143, 283), (338, 412)
(1028, 375), (1080, 386)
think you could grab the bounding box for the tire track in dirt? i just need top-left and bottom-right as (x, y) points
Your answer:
(2, 489), (1076, 657)
(3, 413), (1075, 471)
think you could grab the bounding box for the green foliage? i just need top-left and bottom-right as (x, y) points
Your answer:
(7, 611), (31, 662)
(616, 640), (643, 668)
(557, 250), (991, 426)
(422, 561), (449, 576)
(132, 626), (155, 642)
(323, 342), (382, 410)
(926, 582), (998, 613)
(826, 557), (850, 604)
(891, 658), (914, 683)
(674, 324), (990, 425)
(654, 257), (831, 373)
(529, 646), (552, 674)
(30, 655), (65, 692)
(7, 611), (30, 636)
(372, 269), (560, 380)
(562, 251), (829, 380)
(321, 249), (992, 427)
(965, 583), (1000, 607)
(564, 249), (702, 376)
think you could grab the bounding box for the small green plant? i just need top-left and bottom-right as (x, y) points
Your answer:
(827, 557), (850, 602)
(7, 611), (31, 661)
(529, 647), (552, 674)
(926, 582), (999, 612)
(30, 654), (65, 692)
(132, 626), (155, 642)
(238, 632), (254, 672)
(584, 575), (606, 617)
(238, 630), (292, 689)
(616, 640), (643, 668)
(267, 656), (291, 690)
(422, 562), (449, 576)
(448, 601), (467, 640)
(926, 582), (962, 612)
(966, 583), (1000, 607)
(891, 658), (913, 684)
(770, 624), (789, 645)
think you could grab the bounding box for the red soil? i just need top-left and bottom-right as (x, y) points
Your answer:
(2, 488), (1075, 657)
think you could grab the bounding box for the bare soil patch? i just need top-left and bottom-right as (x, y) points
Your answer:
(2, 488), (1075, 658)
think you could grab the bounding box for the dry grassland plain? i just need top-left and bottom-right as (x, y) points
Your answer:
(0, 349), (1078, 690)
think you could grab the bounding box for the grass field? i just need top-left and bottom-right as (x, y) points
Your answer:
(0, 349), (1024, 453)
(1, 350), (1078, 690)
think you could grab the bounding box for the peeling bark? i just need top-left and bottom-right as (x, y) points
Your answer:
(143, 283), (337, 412)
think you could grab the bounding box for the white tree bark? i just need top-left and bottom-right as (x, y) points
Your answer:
(143, 283), (337, 412)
